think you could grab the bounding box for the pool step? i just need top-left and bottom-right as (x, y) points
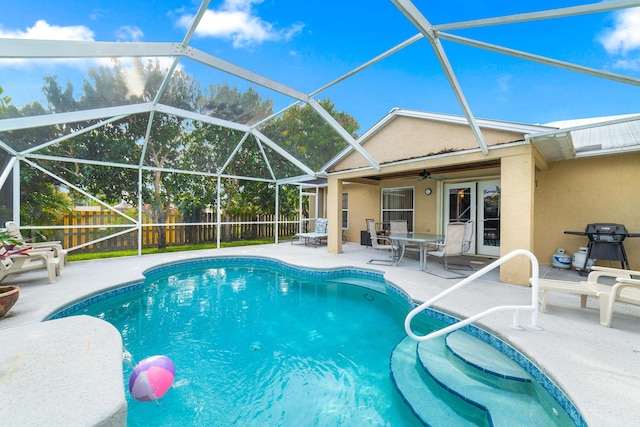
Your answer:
(390, 337), (490, 426)
(391, 330), (567, 426)
(444, 331), (532, 388)
(325, 277), (386, 293)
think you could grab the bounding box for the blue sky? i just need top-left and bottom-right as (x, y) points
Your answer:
(2, 0), (640, 132)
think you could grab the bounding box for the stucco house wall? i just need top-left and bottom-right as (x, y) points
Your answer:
(533, 152), (640, 269)
(341, 183), (380, 243)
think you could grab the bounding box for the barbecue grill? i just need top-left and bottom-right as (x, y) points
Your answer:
(565, 223), (640, 275)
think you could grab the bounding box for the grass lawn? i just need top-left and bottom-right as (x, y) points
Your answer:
(67, 238), (285, 262)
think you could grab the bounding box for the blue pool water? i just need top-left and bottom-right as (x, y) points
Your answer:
(70, 259), (426, 426)
(58, 257), (579, 426)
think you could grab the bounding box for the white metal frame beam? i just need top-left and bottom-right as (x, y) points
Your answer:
(391, 0), (489, 155)
(1, 48), (379, 173)
(252, 129), (316, 176)
(434, 0), (640, 31)
(0, 104), (151, 131)
(438, 32), (640, 87)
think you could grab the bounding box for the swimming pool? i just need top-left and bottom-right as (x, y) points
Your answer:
(55, 257), (580, 426)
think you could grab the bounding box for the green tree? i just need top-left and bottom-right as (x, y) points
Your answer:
(40, 64), (278, 246)
(39, 60), (202, 248)
(259, 98), (360, 174)
(0, 86), (72, 231)
(185, 84), (274, 241)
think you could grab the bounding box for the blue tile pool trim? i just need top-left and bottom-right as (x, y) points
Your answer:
(48, 255), (584, 426)
(142, 255), (387, 282)
(48, 280), (145, 320)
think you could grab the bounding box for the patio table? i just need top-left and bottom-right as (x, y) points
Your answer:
(389, 232), (444, 270)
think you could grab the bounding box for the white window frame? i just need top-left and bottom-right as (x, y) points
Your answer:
(381, 186), (414, 231)
(341, 192), (349, 230)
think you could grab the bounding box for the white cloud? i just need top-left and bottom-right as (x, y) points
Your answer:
(115, 26), (144, 42)
(0, 20), (179, 101)
(177, 0), (303, 48)
(0, 20), (96, 68)
(598, 8), (640, 54)
(0, 19), (94, 40)
(611, 58), (640, 71)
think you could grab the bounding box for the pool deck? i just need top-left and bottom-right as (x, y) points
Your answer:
(1, 242), (639, 426)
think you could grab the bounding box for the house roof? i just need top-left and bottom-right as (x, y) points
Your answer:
(323, 109), (640, 171)
(539, 114), (640, 158)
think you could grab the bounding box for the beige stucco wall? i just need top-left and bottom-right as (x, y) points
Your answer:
(341, 182), (380, 244)
(340, 178), (441, 245)
(500, 150), (536, 284)
(332, 116), (525, 172)
(534, 152), (640, 270)
(327, 179), (342, 254)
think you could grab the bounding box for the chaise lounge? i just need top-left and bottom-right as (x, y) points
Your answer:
(294, 218), (328, 246)
(0, 248), (61, 284)
(5, 221), (68, 269)
(536, 266), (640, 327)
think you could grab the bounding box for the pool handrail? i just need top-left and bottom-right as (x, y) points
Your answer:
(405, 249), (542, 342)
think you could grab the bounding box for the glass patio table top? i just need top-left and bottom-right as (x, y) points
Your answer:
(389, 233), (444, 269)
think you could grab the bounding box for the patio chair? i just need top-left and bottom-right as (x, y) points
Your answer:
(366, 219), (399, 265)
(535, 266), (640, 327)
(423, 222), (469, 278)
(449, 220), (481, 270)
(389, 220), (420, 260)
(462, 220), (474, 253)
(0, 248), (61, 284)
(5, 221), (67, 269)
(294, 218), (328, 246)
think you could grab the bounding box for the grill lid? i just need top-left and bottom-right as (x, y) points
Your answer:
(585, 223), (629, 242)
(585, 223), (628, 234)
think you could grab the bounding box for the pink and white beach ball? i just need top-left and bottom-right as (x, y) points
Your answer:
(128, 355), (175, 402)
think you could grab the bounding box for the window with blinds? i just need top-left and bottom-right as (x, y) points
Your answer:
(381, 187), (414, 231)
(341, 192), (349, 229)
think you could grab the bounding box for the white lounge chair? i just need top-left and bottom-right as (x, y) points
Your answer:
(536, 266), (640, 327)
(5, 221), (67, 269)
(294, 218), (328, 246)
(0, 248), (61, 284)
(366, 219), (399, 265)
(600, 276), (640, 327)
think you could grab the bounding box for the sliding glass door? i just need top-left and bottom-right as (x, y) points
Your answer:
(477, 180), (500, 256)
(443, 180), (500, 256)
(444, 183), (476, 253)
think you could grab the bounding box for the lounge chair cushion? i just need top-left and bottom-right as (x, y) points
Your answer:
(294, 219), (328, 246)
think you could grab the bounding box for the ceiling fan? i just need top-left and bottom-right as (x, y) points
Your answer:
(417, 170), (445, 181)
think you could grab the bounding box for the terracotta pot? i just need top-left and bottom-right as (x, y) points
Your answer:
(0, 285), (20, 318)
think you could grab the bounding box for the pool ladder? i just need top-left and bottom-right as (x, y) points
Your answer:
(405, 249), (543, 342)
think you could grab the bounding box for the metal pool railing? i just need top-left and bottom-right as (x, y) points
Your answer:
(405, 249), (542, 342)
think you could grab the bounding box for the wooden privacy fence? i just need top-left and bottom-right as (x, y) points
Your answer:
(57, 211), (301, 253)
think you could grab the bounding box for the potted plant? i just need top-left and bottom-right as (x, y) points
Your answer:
(0, 230), (31, 318)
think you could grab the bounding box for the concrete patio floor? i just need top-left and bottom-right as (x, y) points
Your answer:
(1, 242), (639, 426)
